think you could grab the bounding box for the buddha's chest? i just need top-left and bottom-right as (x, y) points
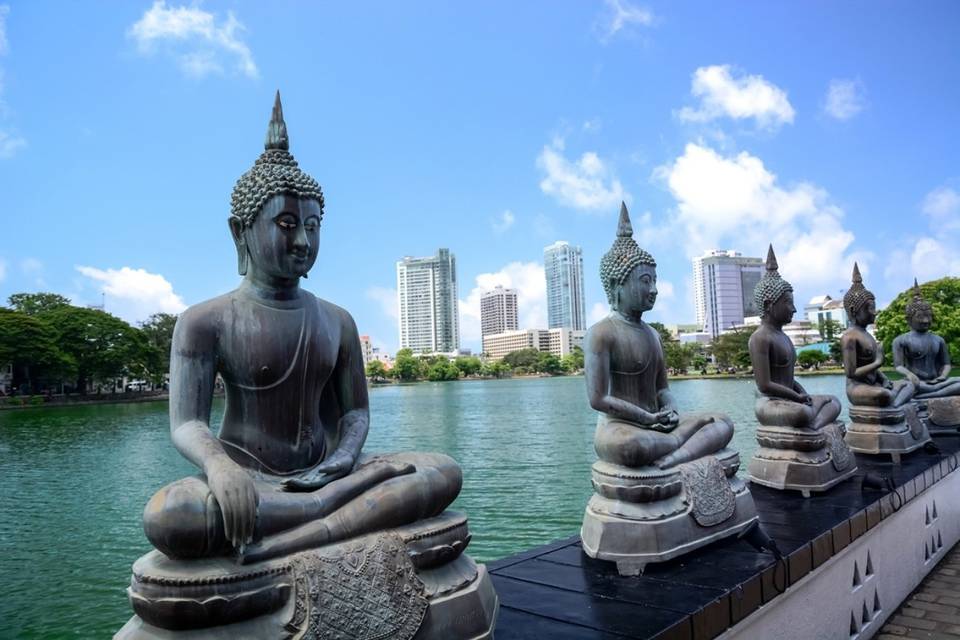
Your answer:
(217, 302), (339, 389)
(902, 335), (934, 361)
(609, 326), (661, 374)
(770, 333), (795, 369)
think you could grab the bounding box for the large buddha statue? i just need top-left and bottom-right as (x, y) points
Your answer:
(580, 203), (757, 576)
(841, 266), (929, 461)
(893, 280), (960, 433)
(747, 246), (856, 494)
(117, 94), (497, 640)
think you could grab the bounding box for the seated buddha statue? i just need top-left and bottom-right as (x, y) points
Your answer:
(747, 246), (855, 494)
(840, 266), (928, 460)
(580, 203), (757, 575)
(893, 280), (960, 432)
(118, 94), (497, 639)
(841, 263), (915, 408)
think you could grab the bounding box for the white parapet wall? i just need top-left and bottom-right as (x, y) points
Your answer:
(719, 462), (960, 639)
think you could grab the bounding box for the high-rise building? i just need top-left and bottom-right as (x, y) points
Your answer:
(692, 249), (764, 338)
(544, 241), (586, 330)
(397, 248), (460, 353)
(480, 286), (518, 338)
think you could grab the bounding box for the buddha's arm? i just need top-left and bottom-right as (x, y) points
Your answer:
(843, 335), (880, 380)
(750, 337), (805, 402)
(892, 337), (921, 384)
(283, 308), (368, 492)
(585, 331), (659, 425)
(654, 356), (680, 425)
(169, 310), (257, 550)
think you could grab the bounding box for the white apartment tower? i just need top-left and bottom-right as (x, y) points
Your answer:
(480, 286), (518, 338)
(397, 248), (460, 353)
(693, 249), (764, 339)
(544, 241), (586, 331)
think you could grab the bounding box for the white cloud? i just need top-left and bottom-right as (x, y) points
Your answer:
(128, 1), (258, 79)
(0, 258), (6, 282)
(0, 5), (25, 160)
(75, 265), (187, 322)
(491, 210), (516, 233)
(595, 0), (654, 42)
(537, 138), (628, 211)
(366, 286), (398, 320)
(922, 186), (960, 231)
(582, 118), (602, 133)
(656, 142), (863, 292)
(459, 262), (547, 345)
(677, 65), (795, 131)
(907, 238), (960, 282)
(657, 280), (675, 300)
(588, 302), (609, 324)
(0, 5), (8, 56)
(823, 79), (866, 121)
(0, 129), (23, 158)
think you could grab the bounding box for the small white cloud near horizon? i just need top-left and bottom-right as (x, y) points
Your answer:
(0, 258), (6, 283)
(75, 265), (187, 323)
(491, 210), (516, 233)
(459, 262), (547, 346)
(588, 302), (608, 324)
(595, 0), (654, 43)
(677, 65), (795, 131)
(128, 1), (258, 79)
(366, 286), (399, 321)
(537, 138), (628, 212)
(823, 79), (866, 120)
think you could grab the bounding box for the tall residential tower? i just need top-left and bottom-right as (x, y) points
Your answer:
(544, 241), (586, 330)
(397, 248), (460, 353)
(692, 249), (764, 338)
(480, 285), (518, 338)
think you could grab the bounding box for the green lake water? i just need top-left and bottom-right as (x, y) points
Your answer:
(0, 374), (852, 638)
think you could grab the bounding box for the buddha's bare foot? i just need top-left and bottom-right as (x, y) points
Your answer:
(239, 519), (332, 565)
(655, 448), (692, 469)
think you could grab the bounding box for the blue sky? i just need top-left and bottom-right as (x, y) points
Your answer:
(0, 1), (958, 353)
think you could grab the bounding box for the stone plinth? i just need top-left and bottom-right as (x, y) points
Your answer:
(581, 448), (759, 576)
(748, 421), (857, 497)
(845, 404), (930, 463)
(115, 511), (497, 640)
(916, 397), (960, 436)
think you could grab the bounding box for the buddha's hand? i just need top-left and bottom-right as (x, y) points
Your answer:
(207, 459), (259, 551)
(883, 379), (894, 389)
(282, 450), (355, 492)
(656, 409), (680, 426)
(798, 393), (813, 405)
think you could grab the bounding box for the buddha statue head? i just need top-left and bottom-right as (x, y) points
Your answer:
(843, 262), (876, 327)
(754, 245), (795, 326)
(599, 202), (657, 318)
(905, 279), (933, 332)
(228, 92), (325, 280)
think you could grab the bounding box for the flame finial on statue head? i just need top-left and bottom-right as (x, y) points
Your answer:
(843, 262), (874, 316)
(754, 244), (793, 314)
(599, 202), (656, 305)
(906, 277), (932, 322)
(230, 91), (324, 228)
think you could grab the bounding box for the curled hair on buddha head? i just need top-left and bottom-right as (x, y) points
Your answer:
(754, 244), (793, 314)
(843, 262), (875, 317)
(230, 91), (325, 229)
(905, 278), (933, 322)
(599, 202), (656, 305)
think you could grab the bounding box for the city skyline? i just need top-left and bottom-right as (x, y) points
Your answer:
(0, 3), (958, 357)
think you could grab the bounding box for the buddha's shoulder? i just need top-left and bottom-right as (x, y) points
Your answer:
(306, 293), (357, 331)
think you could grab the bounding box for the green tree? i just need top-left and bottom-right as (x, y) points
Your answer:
(0, 308), (74, 392)
(501, 348), (541, 371)
(39, 306), (152, 392)
(140, 312), (178, 386)
(7, 292), (72, 316)
(797, 349), (828, 370)
(876, 277), (960, 364)
(454, 356), (482, 377)
(711, 327), (757, 369)
(480, 361), (510, 378)
(534, 352), (564, 375)
(391, 348), (421, 381)
(664, 341), (697, 372)
(365, 360), (388, 380)
(817, 319), (844, 342)
(648, 322), (673, 345)
(426, 359), (460, 381)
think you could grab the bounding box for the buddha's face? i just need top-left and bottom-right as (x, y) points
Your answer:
(615, 264), (658, 317)
(766, 291), (796, 326)
(854, 298), (876, 327)
(235, 194), (321, 282)
(909, 308), (933, 332)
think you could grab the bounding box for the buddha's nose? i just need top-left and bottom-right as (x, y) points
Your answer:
(293, 224), (310, 252)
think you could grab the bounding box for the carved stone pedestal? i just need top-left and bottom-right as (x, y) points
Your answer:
(115, 512), (497, 640)
(581, 449), (759, 576)
(748, 421), (857, 497)
(845, 404), (930, 463)
(915, 397), (960, 436)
